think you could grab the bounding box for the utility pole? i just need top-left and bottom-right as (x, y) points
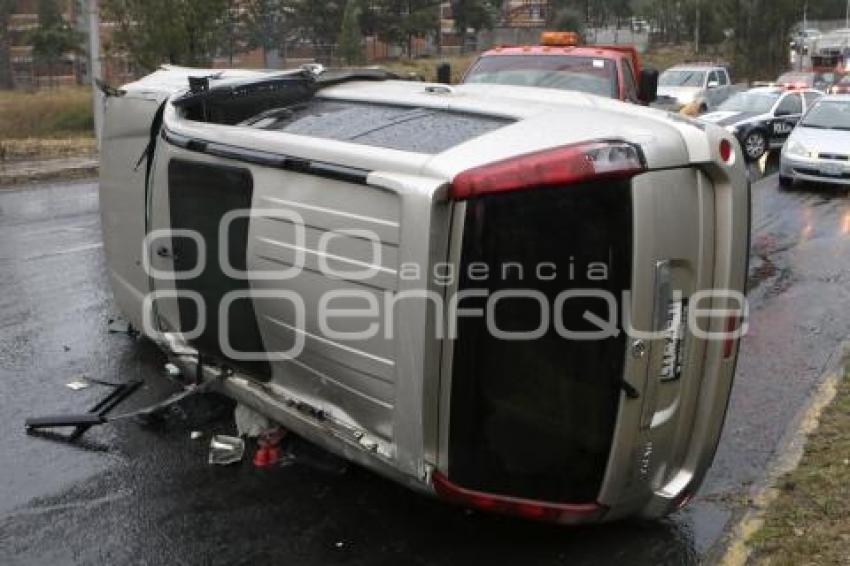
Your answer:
(88, 0), (103, 147)
(799, 1), (808, 71)
(694, 0), (701, 54)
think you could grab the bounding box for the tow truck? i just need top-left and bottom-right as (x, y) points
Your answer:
(461, 31), (658, 105)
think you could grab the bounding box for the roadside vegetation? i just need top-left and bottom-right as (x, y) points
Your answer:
(0, 87), (95, 161)
(381, 54), (477, 83)
(748, 366), (850, 565)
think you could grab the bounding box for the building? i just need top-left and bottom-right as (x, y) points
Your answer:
(7, 0), (80, 88)
(500, 0), (549, 27)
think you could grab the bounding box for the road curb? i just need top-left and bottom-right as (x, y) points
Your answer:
(0, 163), (99, 189)
(716, 340), (850, 565)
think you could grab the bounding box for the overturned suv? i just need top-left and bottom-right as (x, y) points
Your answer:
(100, 65), (750, 524)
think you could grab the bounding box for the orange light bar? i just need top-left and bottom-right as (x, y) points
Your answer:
(540, 31), (580, 47)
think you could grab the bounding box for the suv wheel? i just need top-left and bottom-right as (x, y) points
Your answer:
(744, 130), (767, 162)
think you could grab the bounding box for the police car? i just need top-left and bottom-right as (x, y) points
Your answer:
(699, 86), (822, 161)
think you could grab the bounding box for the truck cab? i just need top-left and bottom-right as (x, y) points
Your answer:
(462, 32), (658, 104)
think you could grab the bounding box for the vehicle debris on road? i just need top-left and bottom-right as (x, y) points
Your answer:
(208, 435), (245, 465)
(65, 379), (90, 391)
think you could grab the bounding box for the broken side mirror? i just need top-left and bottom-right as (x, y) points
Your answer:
(436, 63), (452, 85)
(639, 67), (659, 104)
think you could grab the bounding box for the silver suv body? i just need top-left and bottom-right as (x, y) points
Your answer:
(99, 66), (750, 524)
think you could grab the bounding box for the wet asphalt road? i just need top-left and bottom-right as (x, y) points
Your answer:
(2, 165), (850, 565)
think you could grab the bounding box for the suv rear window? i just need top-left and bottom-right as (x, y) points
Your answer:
(244, 100), (513, 154)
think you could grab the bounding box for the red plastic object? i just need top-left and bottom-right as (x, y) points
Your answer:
(253, 445), (271, 467)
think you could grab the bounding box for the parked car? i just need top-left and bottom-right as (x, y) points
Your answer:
(655, 63), (741, 113)
(780, 94), (850, 187)
(99, 65), (749, 525)
(700, 87), (822, 161)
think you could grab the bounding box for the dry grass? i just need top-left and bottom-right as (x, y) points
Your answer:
(0, 137), (98, 161)
(0, 87), (95, 141)
(379, 55), (478, 84)
(749, 366), (850, 565)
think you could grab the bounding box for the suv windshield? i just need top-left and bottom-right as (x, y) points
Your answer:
(719, 91), (780, 113)
(801, 100), (850, 130)
(464, 55), (618, 98)
(659, 70), (706, 87)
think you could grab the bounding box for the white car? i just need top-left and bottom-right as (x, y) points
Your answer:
(99, 65), (749, 524)
(780, 94), (850, 187)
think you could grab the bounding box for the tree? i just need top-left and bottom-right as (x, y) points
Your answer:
(551, 7), (585, 35)
(338, 0), (364, 64)
(242, 0), (290, 67)
(367, 0), (440, 58)
(450, 0), (496, 52)
(31, 0), (82, 87)
(287, 0), (344, 62)
(0, 0), (14, 89)
(103, 0), (230, 71)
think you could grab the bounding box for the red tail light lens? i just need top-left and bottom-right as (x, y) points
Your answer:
(432, 472), (607, 524)
(719, 139), (733, 163)
(450, 141), (645, 200)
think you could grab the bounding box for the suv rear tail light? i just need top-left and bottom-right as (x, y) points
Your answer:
(432, 472), (608, 524)
(719, 139), (733, 163)
(450, 140), (645, 200)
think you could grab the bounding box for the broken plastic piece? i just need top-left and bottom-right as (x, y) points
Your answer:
(209, 435), (245, 465)
(234, 403), (271, 438)
(66, 379), (90, 391)
(107, 318), (138, 336)
(164, 363), (182, 378)
(253, 444), (280, 468)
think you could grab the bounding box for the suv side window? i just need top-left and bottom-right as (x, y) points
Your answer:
(708, 71), (719, 86)
(717, 69), (729, 85)
(776, 93), (803, 115)
(622, 60), (639, 102)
